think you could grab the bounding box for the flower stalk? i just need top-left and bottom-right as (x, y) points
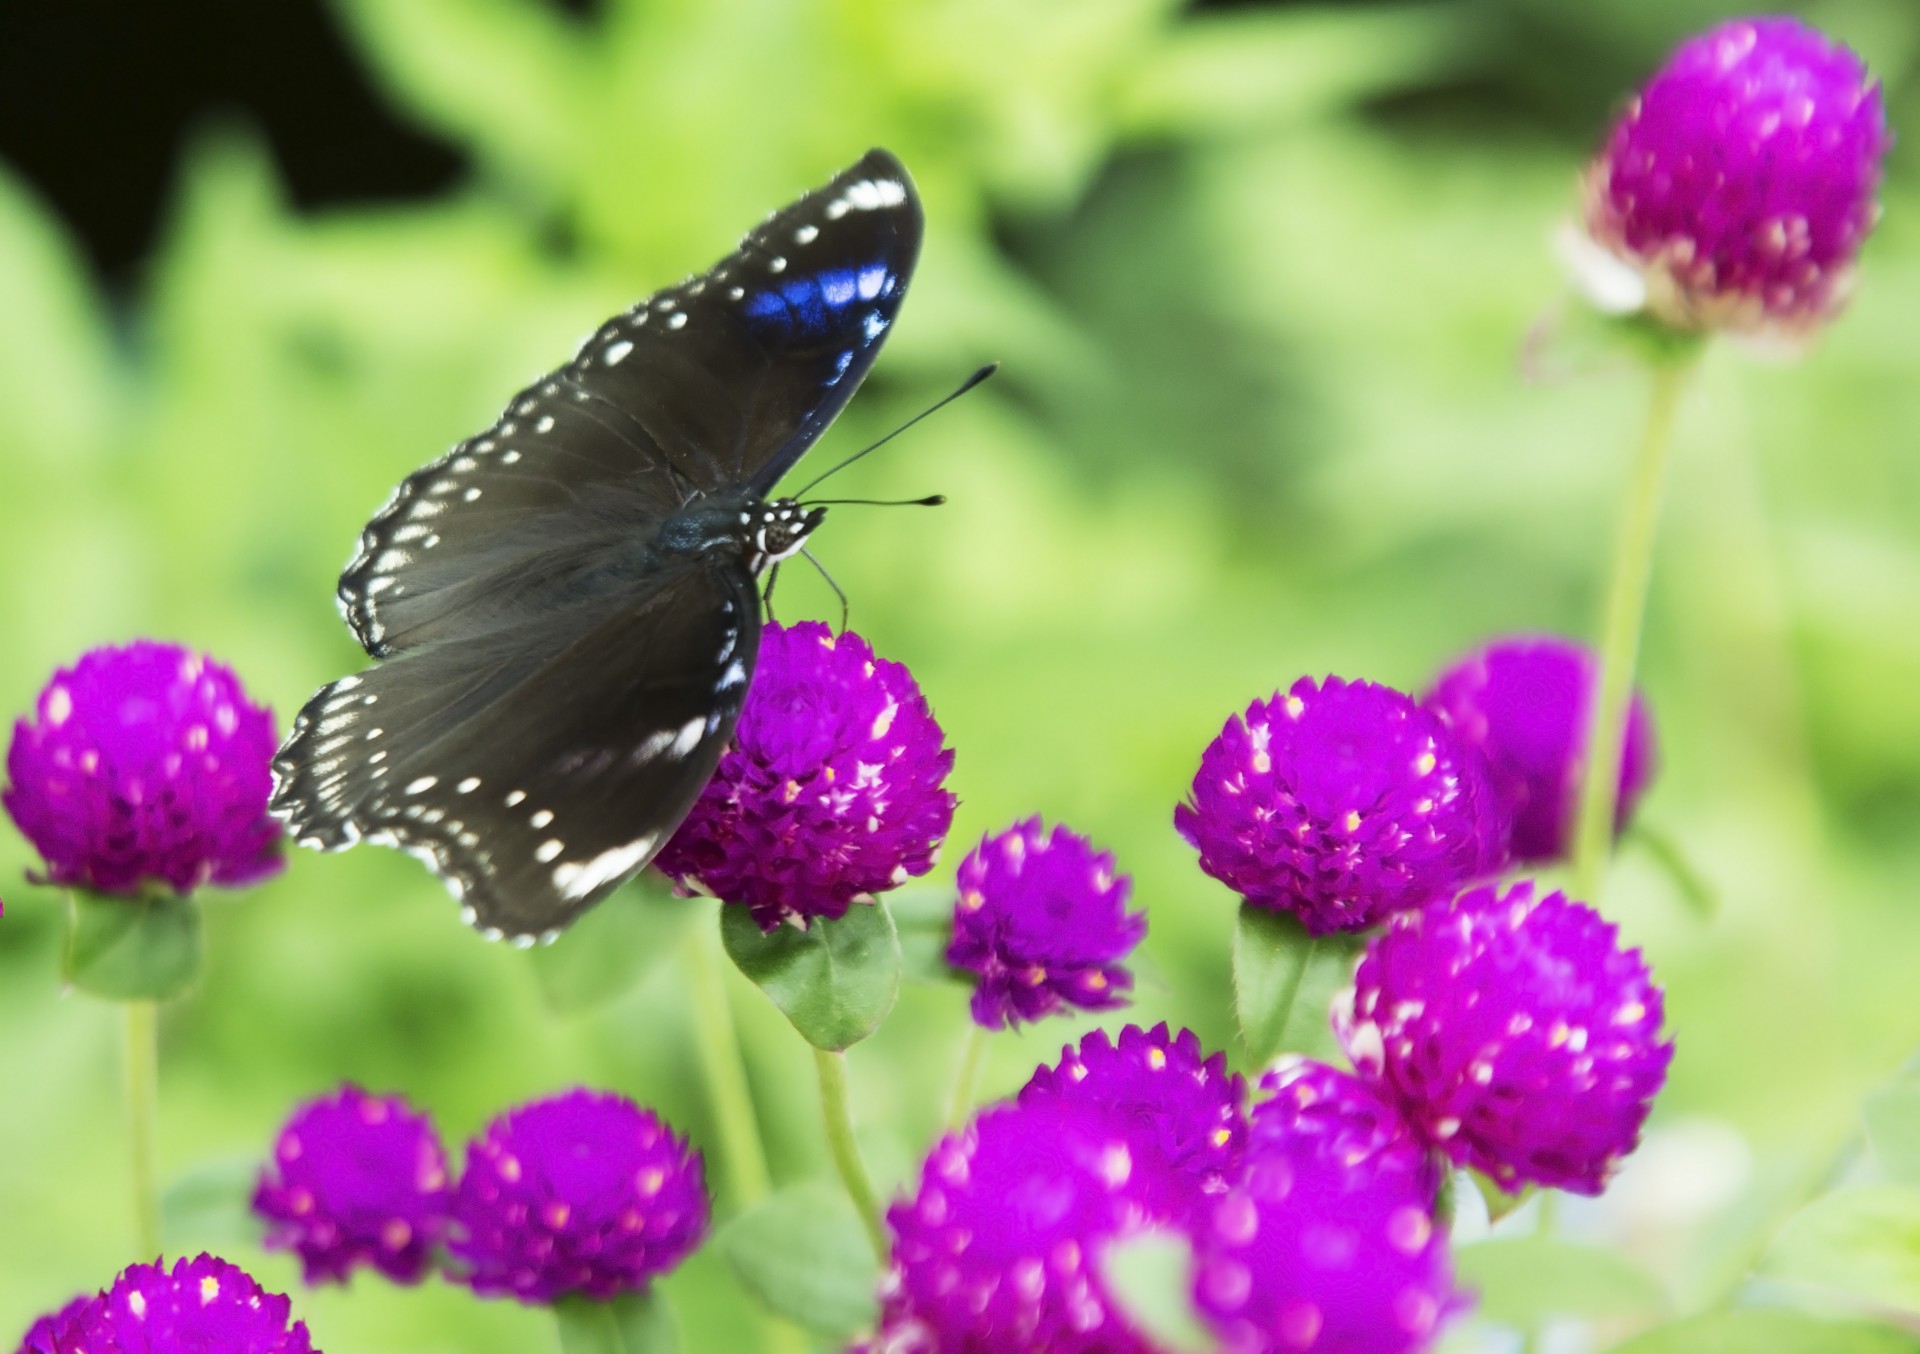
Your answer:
(815, 1046), (887, 1260)
(124, 997), (160, 1259)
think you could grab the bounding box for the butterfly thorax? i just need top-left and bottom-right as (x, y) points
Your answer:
(655, 494), (823, 576)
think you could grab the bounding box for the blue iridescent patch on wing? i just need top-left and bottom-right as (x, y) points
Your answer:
(742, 263), (897, 343)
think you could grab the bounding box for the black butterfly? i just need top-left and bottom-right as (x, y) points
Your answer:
(269, 149), (922, 944)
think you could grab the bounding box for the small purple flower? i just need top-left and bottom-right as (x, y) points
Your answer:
(4, 641), (282, 897)
(1425, 636), (1655, 863)
(1252, 1057), (1440, 1204)
(1194, 1124), (1464, 1354)
(1583, 17), (1891, 337)
(948, 818), (1146, 1029)
(450, 1088), (708, 1303)
(1175, 676), (1505, 935)
(655, 621), (955, 930)
(1020, 1022), (1247, 1218)
(253, 1083), (451, 1285)
(50, 1255), (316, 1354)
(15, 1296), (91, 1354)
(1340, 881), (1672, 1196)
(877, 1101), (1169, 1353)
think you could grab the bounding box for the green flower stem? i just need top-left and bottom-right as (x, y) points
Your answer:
(1571, 353), (1695, 905)
(125, 998), (160, 1258)
(686, 912), (772, 1205)
(946, 1024), (989, 1128)
(815, 1046), (887, 1260)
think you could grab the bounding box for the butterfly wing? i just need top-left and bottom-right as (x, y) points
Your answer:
(273, 555), (759, 939)
(340, 148), (921, 658)
(278, 149), (921, 936)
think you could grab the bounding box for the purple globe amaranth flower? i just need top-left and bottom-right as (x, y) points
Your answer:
(1583, 16), (1891, 338)
(451, 1088), (708, 1303)
(655, 620), (955, 930)
(50, 1255), (316, 1354)
(1175, 676), (1506, 935)
(4, 641), (282, 897)
(877, 1101), (1173, 1353)
(15, 1296), (91, 1354)
(948, 818), (1146, 1030)
(1194, 1123), (1464, 1354)
(1425, 636), (1655, 864)
(1252, 1057), (1441, 1205)
(1339, 881), (1672, 1196)
(253, 1083), (451, 1285)
(1020, 1022), (1247, 1220)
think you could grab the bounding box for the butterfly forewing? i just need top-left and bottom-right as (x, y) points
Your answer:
(275, 148), (923, 937)
(340, 148), (921, 659)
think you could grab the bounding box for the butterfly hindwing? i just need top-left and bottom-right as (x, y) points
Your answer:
(274, 555), (761, 938)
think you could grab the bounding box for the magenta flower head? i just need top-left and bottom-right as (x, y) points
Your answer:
(1425, 635), (1655, 863)
(1020, 1023), (1247, 1218)
(450, 1088), (708, 1303)
(948, 818), (1146, 1029)
(1340, 881), (1672, 1195)
(47, 1255), (316, 1353)
(1175, 676), (1505, 935)
(252, 1083), (451, 1285)
(877, 1101), (1172, 1353)
(1253, 1057), (1440, 1204)
(1194, 1107), (1464, 1354)
(4, 641), (282, 897)
(14, 1296), (91, 1354)
(655, 620), (955, 930)
(1583, 17), (1891, 338)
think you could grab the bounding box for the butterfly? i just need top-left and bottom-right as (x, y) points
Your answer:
(269, 149), (923, 944)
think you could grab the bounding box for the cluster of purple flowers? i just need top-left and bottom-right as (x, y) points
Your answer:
(15, 1255), (316, 1354)
(254, 1084), (707, 1304)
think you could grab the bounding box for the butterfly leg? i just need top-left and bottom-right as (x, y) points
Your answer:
(800, 547), (851, 633)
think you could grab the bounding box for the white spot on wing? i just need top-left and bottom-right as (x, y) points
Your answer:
(536, 839), (564, 863)
(551, 833), (660, 901)
(605, 339), (634, 365)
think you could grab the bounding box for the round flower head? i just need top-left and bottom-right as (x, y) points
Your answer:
(1583, 17), (1891, 337)
(451, 1088), (708, 1303)
(4, 641), (282, 897)
(15, 1296), (92, 1354)
(1020, 1022), (1247, 1218)
(53, 1254), (316, 1354)
(1194, 1126), (1464, 1354)
(1339, 882), (1672, 1195)
(1253, 1058), (1440, 1204)
(1425, 636), (1655, 863)
(948, 818), (1146, 1029)
(253, 1083), (451, 1285)
(878, 1101), (1170, 1353)
(655, 621), (955, 930)
(1175, 677), (1505, 935)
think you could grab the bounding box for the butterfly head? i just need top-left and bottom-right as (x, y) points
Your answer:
(750, 498), (825, 573)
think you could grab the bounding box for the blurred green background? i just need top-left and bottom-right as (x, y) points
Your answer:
(3, 0), (1919, 1348)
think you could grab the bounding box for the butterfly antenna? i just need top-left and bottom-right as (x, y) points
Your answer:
(800, 547), (851, 632)
(791, 363), (997, 498)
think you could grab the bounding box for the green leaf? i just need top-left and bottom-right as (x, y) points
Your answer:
(1469, 1171), (1534, 1225)
(1865, 1068), (1920, 1190)
(1104, 1232), (1212, 1354)
(1759, 1184), (1920, 1318)
(64, 889), (203, 1001)
(1610, 1309), (1920, 1354)
(553, 1291), (680, 1354)
(887, 886), (965, 987)
(1232, 905), (1359, 1066)
(1454, 1237), (1667, 1326)
(531, 882), (698, 1014)
(717, 1183), (878, 1335)
(1628, 820), (1718, 919)
(721, 903), (900, 1050)
(160, 1156), (260, 1249)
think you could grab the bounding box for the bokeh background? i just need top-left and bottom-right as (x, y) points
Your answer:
(2, 0), (1918, 1348)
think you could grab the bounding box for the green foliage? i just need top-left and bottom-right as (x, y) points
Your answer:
(1231, 905), (1360, 1066)
(716, 1183), (878, 1336)
(721, 903), (901, 1052)
(1454, 1236), (1667, 1326)
(1759, 1185), (1920, 1321)
(65, 890), (203, 1002)
(553, 1292), (680, 1354)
